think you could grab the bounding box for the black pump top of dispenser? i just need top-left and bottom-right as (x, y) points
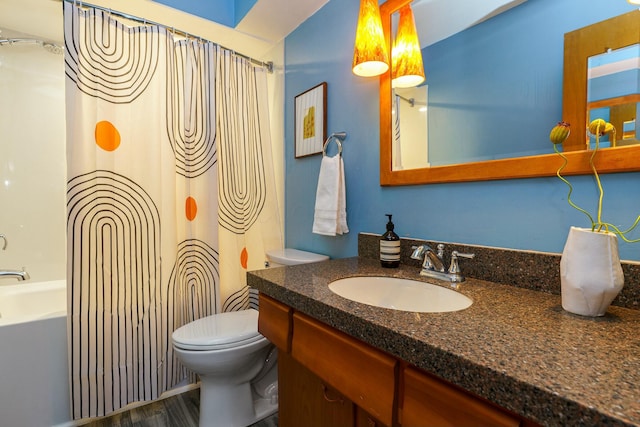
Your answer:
(385, 214), (395, 231)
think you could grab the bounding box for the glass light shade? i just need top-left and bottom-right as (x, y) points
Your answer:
(391, 4), (425, 88)
(628, 0), (640, 4)
(352, 0), (389, 77)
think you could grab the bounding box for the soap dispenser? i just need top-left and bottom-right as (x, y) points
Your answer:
(380, 214), (400, 268)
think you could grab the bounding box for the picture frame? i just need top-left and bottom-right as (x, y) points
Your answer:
(294, 82), (327, 158)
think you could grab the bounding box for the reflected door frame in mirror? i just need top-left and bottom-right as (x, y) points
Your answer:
(563, 10), (640, 151)
(379, 4), (640, 186)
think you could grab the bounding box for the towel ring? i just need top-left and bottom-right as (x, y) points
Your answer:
(322, 131), (347, 157)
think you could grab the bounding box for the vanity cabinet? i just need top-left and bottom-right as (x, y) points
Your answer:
(400, 366), (520, 427)
(258, 294), (534, 427)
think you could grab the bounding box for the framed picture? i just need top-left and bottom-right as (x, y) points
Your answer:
(295, 82), (327, 158)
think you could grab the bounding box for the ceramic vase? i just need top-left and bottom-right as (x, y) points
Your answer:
(560, 226), (624, 317)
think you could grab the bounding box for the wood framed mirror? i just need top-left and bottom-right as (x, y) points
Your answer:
(379, 2), (640, 186)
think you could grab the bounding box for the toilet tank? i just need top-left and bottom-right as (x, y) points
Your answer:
(266, 248), (329, 268)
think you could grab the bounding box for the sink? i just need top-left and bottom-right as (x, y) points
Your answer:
(328, 276), (472, 313)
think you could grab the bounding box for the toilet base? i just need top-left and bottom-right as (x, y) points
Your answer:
(198, 378), (278, 427)
(253, 396), (278, 424)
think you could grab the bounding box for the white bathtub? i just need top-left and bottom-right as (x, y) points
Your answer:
(0, 279), (66, 325)
(0, 279), (72, 427)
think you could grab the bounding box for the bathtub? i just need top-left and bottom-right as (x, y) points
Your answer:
(0, 279), (72, 427)
(0, 279), (66, 325)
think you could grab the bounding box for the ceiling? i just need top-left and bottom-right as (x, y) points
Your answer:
(0, 0), (525, 61)
(412, 0), (527, 48)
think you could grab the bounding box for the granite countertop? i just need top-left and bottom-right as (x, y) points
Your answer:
(247, 256), (640, 427)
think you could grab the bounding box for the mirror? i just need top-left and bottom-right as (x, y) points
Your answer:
(379, 2), (640, 185)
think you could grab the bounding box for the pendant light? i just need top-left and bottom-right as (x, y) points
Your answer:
(391, 4), (425, 88)
(352, 0), (389, 77)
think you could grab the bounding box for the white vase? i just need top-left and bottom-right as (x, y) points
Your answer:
(560, 226), (624, 317)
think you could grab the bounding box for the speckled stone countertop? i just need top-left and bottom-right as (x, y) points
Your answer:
(247, 257), (640, 427)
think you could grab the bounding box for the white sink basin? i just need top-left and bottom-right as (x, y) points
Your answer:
(328, 276), (472, 313)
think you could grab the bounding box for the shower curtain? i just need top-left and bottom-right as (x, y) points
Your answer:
(64, 3), (281, 419)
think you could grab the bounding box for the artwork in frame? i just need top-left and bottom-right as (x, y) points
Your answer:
(295, 82), (327, 158)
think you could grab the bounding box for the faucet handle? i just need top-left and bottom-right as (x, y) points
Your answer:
(410, 244), (431, 260)
(453, 250), (475, 260)
(448, 250), (475, 277)
(410, 245), (421, 260)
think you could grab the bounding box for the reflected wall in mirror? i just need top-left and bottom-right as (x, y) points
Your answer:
(379, 1), (640, 185)
(392, 85), (428, 170)
(587, 43), (640, 149)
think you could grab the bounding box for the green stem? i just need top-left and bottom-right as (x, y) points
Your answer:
(598, 222), (640, 243)
(616, 214), (640, 235)
(591, 129), (605, 226)
(554, 144), (595, 226)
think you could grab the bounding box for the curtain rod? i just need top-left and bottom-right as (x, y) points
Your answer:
(62, 0), (273, 73)
(396, 94), (425, 107)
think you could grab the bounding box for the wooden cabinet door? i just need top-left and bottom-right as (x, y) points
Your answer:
(279, 351), (355, 427)
(258, 294), (292, 352)
(291, 312), (397, 426)
(400, 366), (521, 427)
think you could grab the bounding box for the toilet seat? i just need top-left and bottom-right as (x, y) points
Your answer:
(172, 309), (264, 351)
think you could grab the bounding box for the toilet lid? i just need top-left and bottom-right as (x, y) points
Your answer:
(266, 248), (329, 265)
(172, 309), (263, 351)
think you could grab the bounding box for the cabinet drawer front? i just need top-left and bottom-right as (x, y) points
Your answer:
(401, 366), (520, 427)
(258, 294), (292, 352)
(292, 312), (397, 426)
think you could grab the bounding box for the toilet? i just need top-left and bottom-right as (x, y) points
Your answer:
(172, 248), (329, 427)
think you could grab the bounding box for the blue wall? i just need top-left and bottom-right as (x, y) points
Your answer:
(284, 0), (640, 261)
(153, 0), (256, 27)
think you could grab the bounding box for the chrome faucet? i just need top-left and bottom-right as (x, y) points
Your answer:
(411, 244), (475, 283)
(0, 268), (30, 281)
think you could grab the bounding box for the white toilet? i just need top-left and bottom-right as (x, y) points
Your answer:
(172, 248), (329, 427)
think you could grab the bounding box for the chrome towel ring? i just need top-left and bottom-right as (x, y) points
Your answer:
(322, 132), (347, 156)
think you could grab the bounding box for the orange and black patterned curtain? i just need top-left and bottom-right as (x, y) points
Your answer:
(64, 2), (282, 419)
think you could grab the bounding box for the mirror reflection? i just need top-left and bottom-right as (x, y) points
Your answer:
(392, 85), (428, 170)
(388, 0), (548, 170)
(389, 3), (428, 171)
(587, 43), (640, 149)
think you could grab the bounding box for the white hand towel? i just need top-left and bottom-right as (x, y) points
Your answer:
(313, 155), (349, 236)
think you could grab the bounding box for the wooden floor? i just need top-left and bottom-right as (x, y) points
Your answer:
(82, 388), (278, 427)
